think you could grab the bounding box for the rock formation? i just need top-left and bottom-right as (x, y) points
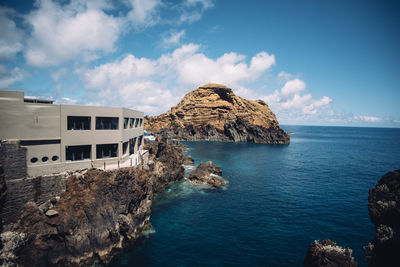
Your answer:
(144, 137), (185, 193)
(188, 161), (227, 188)
(304, 239), (357, 267)
(144, 84), (290, 144)
(364, 169), (400, 267)
(0, 138), (186, 266)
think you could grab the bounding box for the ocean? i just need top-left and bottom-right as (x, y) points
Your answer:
(111, 125), (400, 266)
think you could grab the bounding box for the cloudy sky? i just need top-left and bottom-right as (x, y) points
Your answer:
(1, 0), (399, 127)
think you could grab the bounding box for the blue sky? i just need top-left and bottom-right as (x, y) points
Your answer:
(0, 0), (399, 127)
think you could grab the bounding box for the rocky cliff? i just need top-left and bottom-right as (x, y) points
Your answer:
(144, 84), (290, 144)
(0, 138), (185, 266)
(364, 169), (400, 267)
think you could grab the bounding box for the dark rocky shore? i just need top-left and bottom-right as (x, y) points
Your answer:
(153, 117), (290, 144)
(304, 169), (400, 267)
(364, 169), (400, 267)
(0, 138), (187, 266)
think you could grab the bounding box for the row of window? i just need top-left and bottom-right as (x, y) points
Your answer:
(66, 138), (142, 161)
(67, 116), (143, 130)
(29, 136), (143, 163)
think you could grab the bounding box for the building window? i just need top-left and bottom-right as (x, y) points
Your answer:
(129, 118), (134, 128)
(67, 116), (91, 130)
(66, 145), (91, 161)
(124, 117), (129, 129)
(139, 118), (143, 127)
(123, 141), (129, 155)
(30, 157), (38, 163)
(96, 143), (118, 159)
(52, 155), (59, 161)
(42, 156), (49, 162)
(129, 138), (137, 155)
(96, 117), (118, 130)
(135, 118), (139, 128)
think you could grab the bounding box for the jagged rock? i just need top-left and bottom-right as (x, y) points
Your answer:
(45, 209), (58, 217)
(145, 137), (185, 192)
(183, 155), (194, 165)
(188, 161), (227, 188)
(144, 84), (290, 144)
(0, 231), (26, 266)
(1, 138), (186, 266)
(304, 239), (357, 267)
(364, 169), (400, 267)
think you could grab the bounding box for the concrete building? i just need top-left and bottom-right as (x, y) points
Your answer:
(0, 90), (146, 177)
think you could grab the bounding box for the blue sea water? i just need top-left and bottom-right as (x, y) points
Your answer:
(111, 126), (400, 266)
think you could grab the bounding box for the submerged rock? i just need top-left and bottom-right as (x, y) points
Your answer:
(188, 161), (227, 188)
(364, 169), (400, 267)
(304, 239), (357, 267)
(145, 84), (290, 144)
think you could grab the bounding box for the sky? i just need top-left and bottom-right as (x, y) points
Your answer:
(0, 0), (399, 127)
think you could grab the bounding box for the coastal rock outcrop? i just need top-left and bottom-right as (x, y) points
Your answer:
(304, 239), (357, 267)
(188, 161), (227, 188)
(144, 84), (290, 144)
(364, 169), (400, 267)
(0, 138), (186, 266)
(145, 137), (185, 192)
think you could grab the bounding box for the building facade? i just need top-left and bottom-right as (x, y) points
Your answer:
(0, 90), (145, 177)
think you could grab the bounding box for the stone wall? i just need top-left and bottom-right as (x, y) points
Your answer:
(0, 141), (67, 227)
(1, 174), (67, 227)
(0, 140), (27, 181)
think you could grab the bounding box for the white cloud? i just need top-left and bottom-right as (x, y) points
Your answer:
(126, 0), (161, 27)
(25, 0), (122, 67)
(281, 78), (306, 96)
(179, 0), (214, 23)
(262, 78), (332, 118)
(55, 97), (78, 105)
(249, 52), (275, 77)
(160, 45), (275, 86)
(0, 66), (28, 88)
(0, 8), (24, 60)
(161, 30), (185, 47)
(84, 54), (157, 89)
(355, 116), (381, 122)
(277, 71), (291, 80)
(82, 43), (276, 114)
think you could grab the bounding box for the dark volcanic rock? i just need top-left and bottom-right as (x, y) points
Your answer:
(364, 169), (400, 267)
(145, 137), (185, 192)
(155, 117), (289, 144)
(1, 138), (186, 266)
(12, 168), (154, 266)
(188, 161), (227, 188)
(304, 239), (357, 267)
(183, 155), (194, 165)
